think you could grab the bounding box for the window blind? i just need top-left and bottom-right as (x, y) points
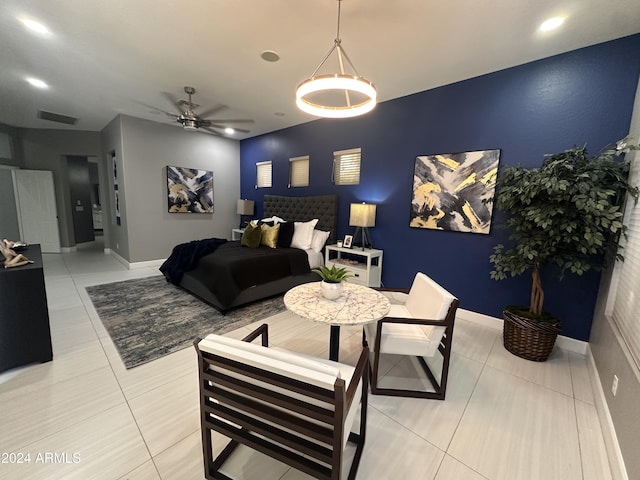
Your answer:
(332, 148), (361, 185)
(289, 156), (309, 188)
(612, 150), (640, 370)
(256, 161), (272, 188)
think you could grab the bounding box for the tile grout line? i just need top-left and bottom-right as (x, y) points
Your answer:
(439, 333), (498, 480)
(61, 253), (163, 479)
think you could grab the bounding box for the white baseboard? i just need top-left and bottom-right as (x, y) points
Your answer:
(461, 309), (622, 476)
(457, 308), (588, 355)
(586, 347), (628, 480)
(128, 258), (165, 270)
(60, 246), (77, 253)
(107, 250), (129, 268)
(105, 249), (165, 270)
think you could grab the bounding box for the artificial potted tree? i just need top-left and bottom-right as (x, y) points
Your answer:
(489, 138), (639, 361)
(312, 264), (353, 300)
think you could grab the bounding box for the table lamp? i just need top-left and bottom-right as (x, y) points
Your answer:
(349, 202), (376, 250)
(237, 199), (254, 228)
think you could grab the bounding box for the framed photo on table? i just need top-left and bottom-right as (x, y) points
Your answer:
(343, 235), (353, 248)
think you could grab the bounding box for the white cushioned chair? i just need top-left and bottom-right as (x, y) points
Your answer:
(194, 324), (369, 480)
(363, 272), (459, 400)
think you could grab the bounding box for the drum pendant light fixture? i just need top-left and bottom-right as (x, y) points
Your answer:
(295, 0), (377, 118)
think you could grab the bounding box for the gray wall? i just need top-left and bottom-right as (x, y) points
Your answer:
(100, 115), (240, 263)
(0, 123), (23, 166)
(590, 75), (640, 479)
(0, 167), (20, 240)
(100, 115), (128, 257)
(19, 129), (102, 247)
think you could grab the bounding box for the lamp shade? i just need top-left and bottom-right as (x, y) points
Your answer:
(237, 199), (254, 215)
(349, 203), (376, 227)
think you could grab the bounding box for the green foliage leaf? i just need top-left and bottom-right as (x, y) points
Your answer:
(489, 137), (639, 312)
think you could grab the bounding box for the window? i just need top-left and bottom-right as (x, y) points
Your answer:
(289, 156), (309, 188)
(332, 148), (361, 185)
(256, 161), (272, 188)
(610, 149), (640, 369)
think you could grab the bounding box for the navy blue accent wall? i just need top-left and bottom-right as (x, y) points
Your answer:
(240, 34), (640, 341)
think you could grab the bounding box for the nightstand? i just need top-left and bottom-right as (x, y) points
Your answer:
(324, 245), (383, 287)
(231, 228), (244, 241)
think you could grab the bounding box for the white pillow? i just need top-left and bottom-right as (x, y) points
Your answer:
(290, 219), (319, 250)
(261, 216), (286, 224)
(310, 229), (330, 253)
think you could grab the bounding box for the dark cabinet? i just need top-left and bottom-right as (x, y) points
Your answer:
(0, 244), (53, 373)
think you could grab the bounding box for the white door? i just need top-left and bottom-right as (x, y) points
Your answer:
(12, 169), (61, 253)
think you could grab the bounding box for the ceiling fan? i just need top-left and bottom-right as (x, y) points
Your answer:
(160, 86), (254, 135)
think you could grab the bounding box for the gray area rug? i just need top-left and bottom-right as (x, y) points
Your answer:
(86, 275), (287, 369)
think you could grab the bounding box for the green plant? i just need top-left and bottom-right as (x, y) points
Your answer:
(312, 264), (353, 283)
(488, 137), (639, 318)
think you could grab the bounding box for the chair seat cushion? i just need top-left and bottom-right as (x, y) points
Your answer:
(364, 304), (446, 358)
(199, 334), (362, 446)
(199, 334), (341, 389)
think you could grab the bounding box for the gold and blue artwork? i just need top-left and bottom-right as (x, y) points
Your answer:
(410, 150), (499, 234)
(167, 166), (214, 213)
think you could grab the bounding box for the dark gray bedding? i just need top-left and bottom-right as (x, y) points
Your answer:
(177, 194), (338, 312)
(184, 241), (311, 309)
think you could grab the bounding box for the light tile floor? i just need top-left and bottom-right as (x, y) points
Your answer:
(0, 241), (613, 480)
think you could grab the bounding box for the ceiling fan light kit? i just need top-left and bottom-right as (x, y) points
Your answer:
(296, 0), (377, 119)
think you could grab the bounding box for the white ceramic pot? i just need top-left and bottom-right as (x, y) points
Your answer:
(321, 281), (343, 300)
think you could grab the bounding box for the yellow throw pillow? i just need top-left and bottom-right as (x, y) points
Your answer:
(260, 223), (280, 248)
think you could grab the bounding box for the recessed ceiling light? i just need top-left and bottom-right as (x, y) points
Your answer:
(539, 17), (565, 32)
(225, 127), (235, 135)
(260, 50), (280, 62)
(19, 17), (50, 35)
(26, 77), (48, 89)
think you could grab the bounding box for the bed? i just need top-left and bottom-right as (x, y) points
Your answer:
(176, 194), (337, 312)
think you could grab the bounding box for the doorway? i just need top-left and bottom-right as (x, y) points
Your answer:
(67, 155), (95, 244)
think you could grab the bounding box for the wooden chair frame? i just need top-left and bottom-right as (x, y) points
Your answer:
(194, 324), (369, 480)
(365, 288), (459, 400)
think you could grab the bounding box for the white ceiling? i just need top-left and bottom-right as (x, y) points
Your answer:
(1, 0), (639, 140)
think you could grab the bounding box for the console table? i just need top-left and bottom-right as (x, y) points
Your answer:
(0, 244), (53, 373)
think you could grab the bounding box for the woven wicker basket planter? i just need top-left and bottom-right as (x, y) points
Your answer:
(502, 308), (561, 362)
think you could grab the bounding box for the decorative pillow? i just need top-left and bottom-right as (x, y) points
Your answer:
(276, 221), (295, 248)
(260, 223), (280, 248)
(241, 221), (262, 248)
(310, 229), (330, 253)
(261, 216), (286, 224)
(290, 219), (319, 250)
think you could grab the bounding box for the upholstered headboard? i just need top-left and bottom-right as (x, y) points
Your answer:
(263, 195), (338, 244)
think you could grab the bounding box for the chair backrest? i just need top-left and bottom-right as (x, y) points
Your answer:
(405, 272), (457, 320)
(196, 333), (349, 480)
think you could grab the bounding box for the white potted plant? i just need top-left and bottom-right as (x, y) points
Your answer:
(312, 265), (353, 300)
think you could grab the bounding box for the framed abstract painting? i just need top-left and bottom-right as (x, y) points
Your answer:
(167, 166), (214, 213)
(410, 149), (500, 234)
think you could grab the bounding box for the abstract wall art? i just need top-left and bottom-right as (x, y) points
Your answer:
(167, 166), (214, 213)
(410, 149), (500, 234)
(112, 151), (120, 226)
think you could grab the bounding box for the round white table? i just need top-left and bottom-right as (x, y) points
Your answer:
(284, 281), (390, 361)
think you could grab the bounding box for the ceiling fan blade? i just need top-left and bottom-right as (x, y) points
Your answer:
(137, 101), (178, 119)
(161, 92), (184, 113)
(197, 105), (228, 118)
(202, 118), (255, 124)
(209, 123), (251, 134)
(201, 126), (222, 136)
